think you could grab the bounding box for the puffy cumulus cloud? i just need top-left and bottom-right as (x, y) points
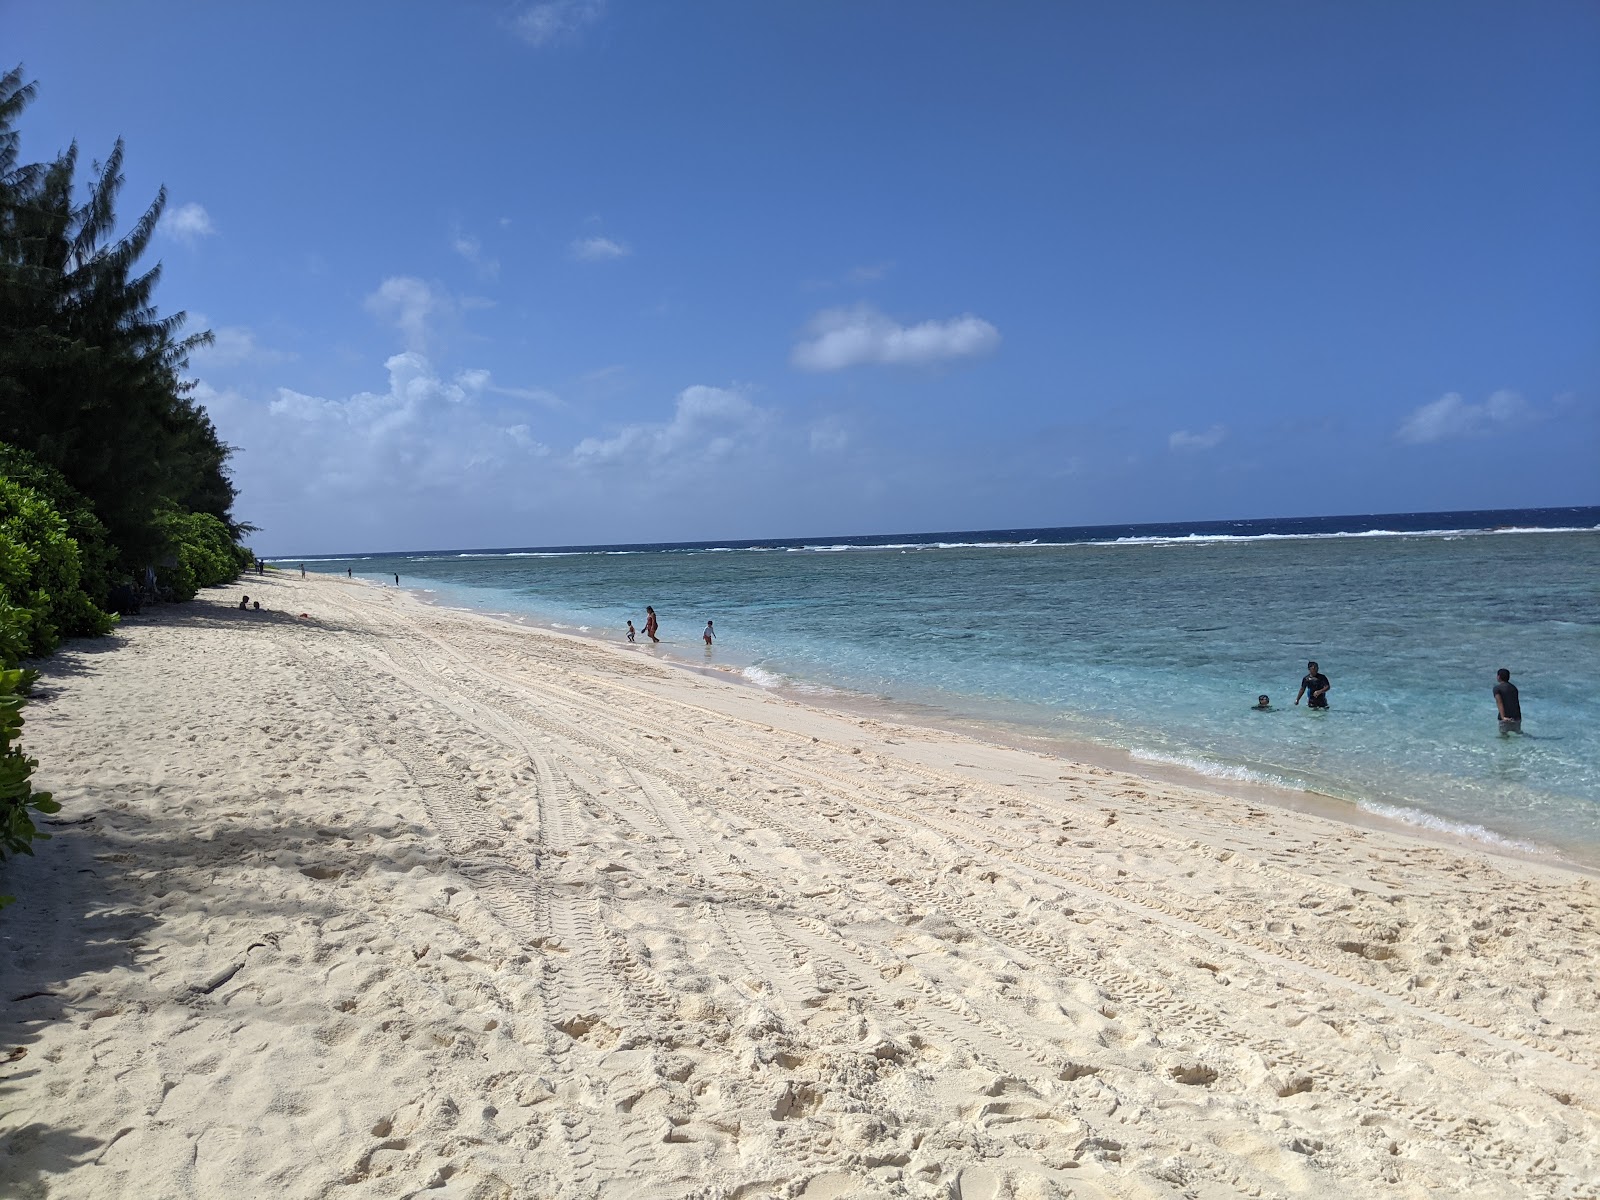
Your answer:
(205, 352), (551, 525)
(159, 202), (215, 244)
(1168, 425), (1226, 452)
(1397, 390), (1524, 444)
(791, 305), (1000, 371)
(573, 386), (769, 470)
(571, 235), (630, 262)
(364, 276), (450, 351)
(510, 0), (605, 46)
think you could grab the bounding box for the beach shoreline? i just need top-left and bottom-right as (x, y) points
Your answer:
(2, 572), (1596, 1198)
(399, 576), (1600, 875)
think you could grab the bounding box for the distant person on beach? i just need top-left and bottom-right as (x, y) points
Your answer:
(1295, 662), (1330, 709)
(1253, 694), (1271, 710)
(300, 563), (305, 577)
(1494, 669), (1521, 734)
(703, 620), (714, 646)
(644, 606), (659, 643)
(252, 601), (260, 611)
(347, 567), (351, 577)
(238, 595), (249, 610)
(626, 620), (636, 643)
(394, 574), (400, 586)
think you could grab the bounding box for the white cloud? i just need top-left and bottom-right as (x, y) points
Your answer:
(571, 235), (630, 262)
(791, 304), (1000, 371)
(510, 0), (605, 46)
(187, 320), (293, 370)
(451, 229), (499, 279)
(1169, 425), (1226, 452)
(160, 202), (215, 244)
(364, 276), (446, 351)
(573, 386), (768, 468)
(219, 352), (550, 501)
(1397, 390), (1524, 444)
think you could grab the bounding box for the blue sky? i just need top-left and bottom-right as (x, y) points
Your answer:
(9, 1), (1598, 553)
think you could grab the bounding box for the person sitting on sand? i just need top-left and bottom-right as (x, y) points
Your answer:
(239, 595), (250, 610)
(1253, 694), (1271, 710)
(1494, 668), (1521, 734)
(703, 620), (714, 646)
(626, 620), (636, 643)
(1295, 662), (1330, 709)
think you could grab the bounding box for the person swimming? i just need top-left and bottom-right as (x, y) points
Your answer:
(1253, 694), (1271, 710)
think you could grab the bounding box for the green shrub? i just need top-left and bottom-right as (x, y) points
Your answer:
(0, 443), (117, 611)
(153, 507), (245, 600)
(0, 475), (116, 661)
(0, 666), (58, 903)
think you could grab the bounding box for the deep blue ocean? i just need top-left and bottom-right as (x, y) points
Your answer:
(288, 507), (1600, 864)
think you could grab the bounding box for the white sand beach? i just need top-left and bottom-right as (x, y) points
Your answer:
(2, 573), (1596, 1199)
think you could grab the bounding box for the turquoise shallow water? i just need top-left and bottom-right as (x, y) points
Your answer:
(293, 512), (1600, 862)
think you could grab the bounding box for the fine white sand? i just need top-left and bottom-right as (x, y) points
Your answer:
(2, 573), (1596, 1199)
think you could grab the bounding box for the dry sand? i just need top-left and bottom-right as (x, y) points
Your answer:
(1, 573), (1596, 1199)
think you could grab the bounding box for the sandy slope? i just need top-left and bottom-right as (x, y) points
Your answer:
(1, 573), (1596, 1200)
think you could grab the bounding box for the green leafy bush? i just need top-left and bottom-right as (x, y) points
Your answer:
(0, 666), (58, 903)
(0, 475), (116, 660)
(0, 443), (117, 610)
(153, 506), (245, 600)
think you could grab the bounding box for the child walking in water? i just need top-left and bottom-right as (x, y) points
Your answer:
(625, 620), (636, 643)
(644, 606), (659, 643)
(703, 620), (714, 646)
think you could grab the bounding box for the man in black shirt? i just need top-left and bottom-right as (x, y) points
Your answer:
(1493, 668), (1521, 734)
(1295, 661), (1331, 709)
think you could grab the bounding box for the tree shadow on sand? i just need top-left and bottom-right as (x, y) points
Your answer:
(0, 771), (372, 1194)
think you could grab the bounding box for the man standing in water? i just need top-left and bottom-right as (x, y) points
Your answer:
(1295, 661), (1331, 708)
(1494, 668), (1522, 734)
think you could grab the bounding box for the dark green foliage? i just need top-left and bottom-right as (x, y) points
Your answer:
(0, 474), (115, 660)
(0, 66), (256, 888)
(154, 506), (248, 601)
(0, 666), (57, 900)
(0, 442), (115, 609)
(0, 65), (248, 578)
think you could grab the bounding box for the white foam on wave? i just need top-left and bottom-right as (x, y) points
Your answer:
(1357, 800), (1541, 854)
(1103, 525), (1600, 548)
(740, 665), (842, 695)
(1129, 747), (1298, 790)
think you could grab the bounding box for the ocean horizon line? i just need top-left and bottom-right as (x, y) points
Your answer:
(268, 502), (1600, 561)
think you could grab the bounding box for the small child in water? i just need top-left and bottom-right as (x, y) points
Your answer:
(1253, 694), (1271, 710)
(703, 621), (714, 646)
(626, 620), (636, 643)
